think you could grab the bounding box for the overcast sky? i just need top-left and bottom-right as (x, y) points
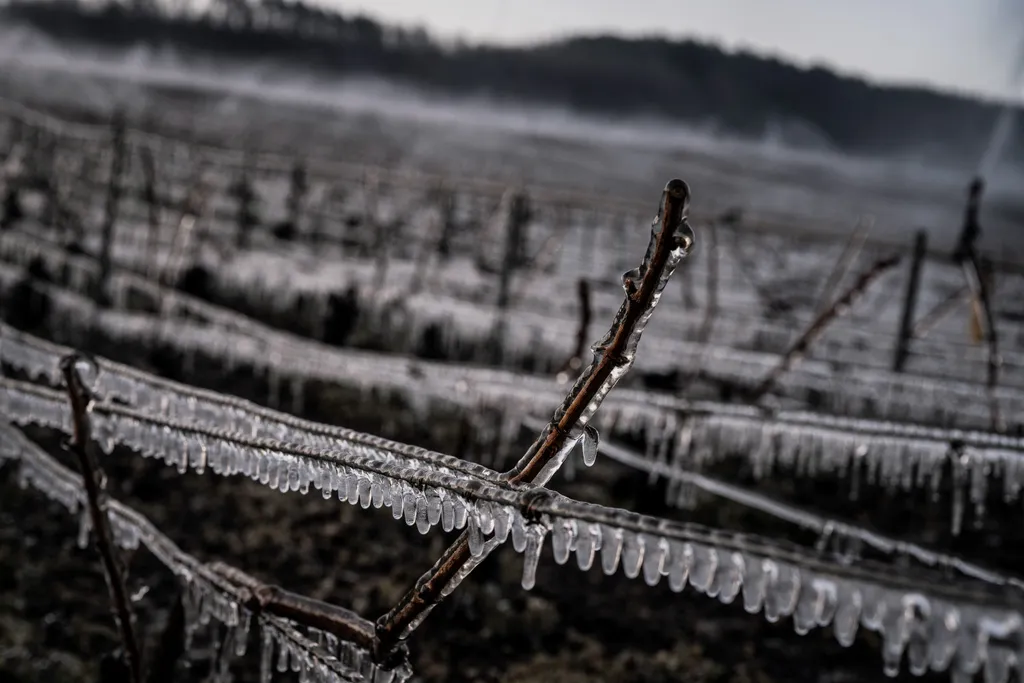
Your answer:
(340, 0), (1024, 102)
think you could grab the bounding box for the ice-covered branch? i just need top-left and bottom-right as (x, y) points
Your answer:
(374, 181), (695, 655)
(0, 324), (503, 484)
(60, 354), (143, 683)
(0, 420), (413, 683)
(0, 378), (519, 531)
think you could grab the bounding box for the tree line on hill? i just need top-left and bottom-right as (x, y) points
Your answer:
(3, 0), (1020, 168)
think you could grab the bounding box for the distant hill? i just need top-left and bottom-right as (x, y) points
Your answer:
(2, 0), (1021, 168)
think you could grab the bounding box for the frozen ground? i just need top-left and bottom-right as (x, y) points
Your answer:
(1, 26), (1022, 256)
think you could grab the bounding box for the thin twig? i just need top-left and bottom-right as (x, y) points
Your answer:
(911, 285), (971, 339)
(720, 215), (796, 320)
(748, 253), (901, 403)
(60, 352), (144, 683)
(373, 179), (694, 659)
(960, 250), (1003, 432)
(814, 215), (873, 315)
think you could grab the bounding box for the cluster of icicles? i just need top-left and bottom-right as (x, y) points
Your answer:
(3, 364), (1024, 679)
(5, 320), (1024, 534)
(4, 226), (1024, 434)
(0, 421), (412, 683)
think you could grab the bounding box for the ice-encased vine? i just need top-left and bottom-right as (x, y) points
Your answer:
(0, 420), (412, 683)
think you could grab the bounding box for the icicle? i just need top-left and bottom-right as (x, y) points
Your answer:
(550, 518), (574, 566)
(520, 525), (546, 590)
(77, 508), (92, 549)
(600, 526), (623, 576)
(581, 425), (599, 467)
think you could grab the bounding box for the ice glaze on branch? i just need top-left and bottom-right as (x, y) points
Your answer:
(373, 179), (694, 658)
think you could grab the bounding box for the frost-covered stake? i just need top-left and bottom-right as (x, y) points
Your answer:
(373, 179), (695, 658)
(60, 353), (143, 683)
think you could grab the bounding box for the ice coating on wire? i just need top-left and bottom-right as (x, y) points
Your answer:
(4, 381), (1024, 679)
(0, 420), (412, 683)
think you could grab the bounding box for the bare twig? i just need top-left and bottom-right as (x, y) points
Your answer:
(556, 278), (592, 381)
(911, 285), (971, 339)
(748, 253), (901, 403)
(960, 251), (1003, 432)
(719, 212), (795, 320)
(60, 352), (143, 683)
(814, 215), (872, 315)
(373, 179), (694, 659)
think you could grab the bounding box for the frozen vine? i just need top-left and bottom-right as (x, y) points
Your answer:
(0, 420), (414, 683)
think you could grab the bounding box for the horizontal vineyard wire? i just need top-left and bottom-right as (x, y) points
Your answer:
(2, 374), (1017, 607)
(0, 420), (413, 682)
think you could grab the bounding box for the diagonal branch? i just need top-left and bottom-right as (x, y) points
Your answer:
(372, 179), (694, 659)
(911, 285), (970, 339)
(814, 215), (872, 316)
(747, 253), (901, 403)
(60, 352), (144, 683)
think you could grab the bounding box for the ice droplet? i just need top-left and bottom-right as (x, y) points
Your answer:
(582, 425), (599, 467)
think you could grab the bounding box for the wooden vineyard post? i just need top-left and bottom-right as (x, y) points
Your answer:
(892, 230), (928, 373)
(488, 189), (532, 366)
(234, 150), (258, 251)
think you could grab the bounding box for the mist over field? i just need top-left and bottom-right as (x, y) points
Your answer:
(2, 17), (1022, 254)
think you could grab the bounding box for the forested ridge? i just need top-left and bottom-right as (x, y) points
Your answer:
(3, 0), (1021, 165)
